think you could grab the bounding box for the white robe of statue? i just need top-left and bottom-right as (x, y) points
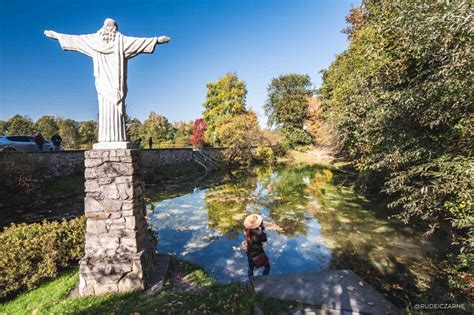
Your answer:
(45, 19), (170, 149)
(57, 33), (157, 143)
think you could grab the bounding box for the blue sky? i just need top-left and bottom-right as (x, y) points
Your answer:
(0, 0), (357, 126)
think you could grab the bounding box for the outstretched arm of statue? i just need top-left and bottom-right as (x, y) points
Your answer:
(44, 30), (59, 40)
(124, 35), (170, 59)
(44, 30), (95, 57)
(157, 36), (171, 44)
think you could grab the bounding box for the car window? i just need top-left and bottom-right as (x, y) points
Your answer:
(6, 136), (32, 142)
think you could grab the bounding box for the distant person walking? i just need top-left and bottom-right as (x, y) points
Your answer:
(137, 137), (142, 148)
(148, 137), (153, 149)
(33, 133), (45, 151)
(51, 133), (62, 151)
(244, 214), (270, 278)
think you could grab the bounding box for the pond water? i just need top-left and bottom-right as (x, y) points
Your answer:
(148, 163), (447, 297)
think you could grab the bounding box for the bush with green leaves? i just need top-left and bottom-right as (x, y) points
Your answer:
(278, 126), (313, 149)
(254, 145), (276, 165)
(0, 217), (86, 298)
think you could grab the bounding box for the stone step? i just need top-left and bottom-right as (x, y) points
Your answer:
(247, 270), (400, 315)
(192, 150), (219, 172)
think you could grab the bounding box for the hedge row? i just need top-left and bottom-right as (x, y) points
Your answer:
(0, 217), (86, 298)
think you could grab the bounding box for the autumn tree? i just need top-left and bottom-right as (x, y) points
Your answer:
(203, 73), (247, 145)
(191, 118), (207, 148)
(216, 112), (262, 166)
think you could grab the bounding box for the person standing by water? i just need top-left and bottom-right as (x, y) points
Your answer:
(244, 214), (270, 277)
(148, 137), (153, 149)
(33, 133), (45, 151)
(51, 133), (62, 151)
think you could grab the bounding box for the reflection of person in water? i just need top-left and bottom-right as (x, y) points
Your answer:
(244, 214), (270, 277)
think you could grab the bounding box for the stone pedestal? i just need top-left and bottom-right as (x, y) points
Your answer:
(79, 149), (157, 296)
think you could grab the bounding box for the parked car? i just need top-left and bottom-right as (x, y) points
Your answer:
(0, 135), (64, 152)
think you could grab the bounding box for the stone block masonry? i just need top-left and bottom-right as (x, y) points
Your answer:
(79, 149), (157, 296)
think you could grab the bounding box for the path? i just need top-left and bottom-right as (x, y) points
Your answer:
(247, 270), (400, 314)
(288, 145), (336, 166)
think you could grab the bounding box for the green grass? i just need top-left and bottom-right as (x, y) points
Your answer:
(0, 258), (292, 315)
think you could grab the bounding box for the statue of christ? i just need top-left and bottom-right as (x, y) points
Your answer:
(45, 18), (170, 149)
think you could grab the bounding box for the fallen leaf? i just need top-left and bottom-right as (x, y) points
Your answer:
(358, 281), (364, 287)
(347, 285), (356, 291)
(367, 302), (375, 306)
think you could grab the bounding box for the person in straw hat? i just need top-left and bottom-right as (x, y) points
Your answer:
(244, 213), (270, 277)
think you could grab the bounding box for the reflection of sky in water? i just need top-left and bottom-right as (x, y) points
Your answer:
(149, 164), (447, 294)
(149, 188), (331, 283)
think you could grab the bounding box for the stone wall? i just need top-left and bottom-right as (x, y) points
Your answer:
(140, 149), (194, 168)
(0, 151), (85, 178)
(0, 148), (225, 180)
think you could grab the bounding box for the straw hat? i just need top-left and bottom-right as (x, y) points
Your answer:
(244, 214), (263, 229)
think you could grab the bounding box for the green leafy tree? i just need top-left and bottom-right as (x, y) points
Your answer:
(203, 73), (247, 144)
(34, 115), (58, 140)
(264, 74), (313, 147)
(78, 120), (97, 147)
(57, 119), (80, 149)
(140, 112), (174, 147)
(320, 0), (473, 296)
(0, 120), (8, 135)
(172, 120), (193, 147)
(6, 115), (34, 135)
(216, 111), (262, 166)
(126, 118), (142, 146)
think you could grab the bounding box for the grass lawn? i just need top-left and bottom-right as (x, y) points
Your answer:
(0, 257), (293, 315)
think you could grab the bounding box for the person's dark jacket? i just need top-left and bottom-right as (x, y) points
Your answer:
(34, 134), (44, 146)
(51, 134), (62, 146)
(246, 226), (267, 258)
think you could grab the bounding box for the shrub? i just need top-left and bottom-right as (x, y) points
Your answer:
(278, 126), (313, 149)
(254, 146), (276, 165)
(272, 141), (290, 158)
(0, 217), (86, 298)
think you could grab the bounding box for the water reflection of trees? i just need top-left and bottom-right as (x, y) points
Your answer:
(205, 175), (257, 238)
(306, 168), (446, 306)
(205, 164), (331, 238)
(263, 164), (317, 237)
(205, 163), (445, 302)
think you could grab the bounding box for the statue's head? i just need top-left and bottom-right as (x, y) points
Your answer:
(98, 18), (118, 43)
